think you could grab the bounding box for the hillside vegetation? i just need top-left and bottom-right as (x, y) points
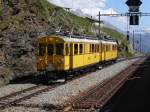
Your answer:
(0, 0), (131, 86)
(0, 0), (92, 33)
(102, 27), (133, 57)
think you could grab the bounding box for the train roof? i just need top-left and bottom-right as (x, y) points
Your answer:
(59, 35), (117, 45)
(39, 35), (117, 45)
(61, 36), (100, 44)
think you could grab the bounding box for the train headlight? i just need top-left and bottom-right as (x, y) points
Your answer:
(60, 58), (64, 63)
(39, 58), (42, 61)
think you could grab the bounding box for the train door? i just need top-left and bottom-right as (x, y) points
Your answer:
(101, 43), (105, 61)
(64, 43), (70, 70)
(70, 43), (81, 69)
(70, 43), (74, 70)
(47, 43), (54, 64)
(104, 44), (107, 61)
(99, 43), (102, 62)
(37, 43), (47, 71)
(79, 43), (84, 67)
(54, 43), (64, 71)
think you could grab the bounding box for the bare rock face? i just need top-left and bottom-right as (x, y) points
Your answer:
(0, 31), (39, 83)
(0, 0), (50, 85)
(0, 52), (6, 65)
(0, 59), (14, 86)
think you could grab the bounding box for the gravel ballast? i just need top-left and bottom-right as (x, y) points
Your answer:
(0, 84), (36, 98)
(18, 59), (139, 107)
(2, 107), (48, 112)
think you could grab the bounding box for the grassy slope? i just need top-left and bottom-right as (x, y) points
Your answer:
(101, 27), (128, 48)
(0, 0), (93, 33)
(30, 0), (92, 34)
(101, 27), (133, 57)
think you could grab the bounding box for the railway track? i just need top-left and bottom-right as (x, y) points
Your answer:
(0, 56), (144, 110)
(0, 84), (61, 110)
(0, 69), (96, 110)
(64, 57), (146, 111)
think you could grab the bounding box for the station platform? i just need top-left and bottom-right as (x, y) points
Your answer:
(101, 56), (150, 112)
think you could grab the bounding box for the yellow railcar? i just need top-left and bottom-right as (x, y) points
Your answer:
(102, 40), (118, 61)
(37, 35), (118, 72)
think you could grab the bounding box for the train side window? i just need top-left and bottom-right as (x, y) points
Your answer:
(92, 44), (95, 53)
(114, 45), (117, 51)
(65, 44), (69, 55)
(85, 44), (89, 54)
(99, 44), (101, 53)
(102, 44), (103, 52)
(90, 44), (92, 53)
(94, 44), (96, 53)
(95, 44), (97, 52)
(74, 44), (78, 55)
(97, 44), (99, 52)
(79, 44), (83, 54)
(113, 45), (115, 50)
(102, 44), (105, 51)
(39, 44), (46, 56)
(106, 45), (108, 51)
(110, 45), (112, 51)
(115, 45), (117, 50)
(47, 44), (54, 55)
(108, 45), (110, 51)
(106, 45), (110, 51)
(56, 43), (64, 55)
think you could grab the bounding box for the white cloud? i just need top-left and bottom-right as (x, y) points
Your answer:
(48, 0), (127, 29)
(48, 0), (106, 9)
(82, 8), (127, 24)
(143, 28), (150, 32)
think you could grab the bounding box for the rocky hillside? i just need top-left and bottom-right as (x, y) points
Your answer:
(0, 0), (130, 86)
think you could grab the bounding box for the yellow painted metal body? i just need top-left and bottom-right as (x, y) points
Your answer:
(37, 36), (70, 71)
(104, 44), (118, 61)
(37, 36), (118, 72)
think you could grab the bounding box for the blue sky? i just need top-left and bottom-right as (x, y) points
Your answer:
(48, 0), (150, 32)
(106, 0), (150, 32)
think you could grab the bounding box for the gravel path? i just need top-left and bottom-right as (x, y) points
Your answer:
(0, 84), (36, 98)
(18, 59), (139, 107)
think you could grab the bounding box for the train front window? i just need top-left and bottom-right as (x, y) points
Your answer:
(56, 43), (64, 55)
(38, 44), (46, 56)
(48, 44), (54, 55)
